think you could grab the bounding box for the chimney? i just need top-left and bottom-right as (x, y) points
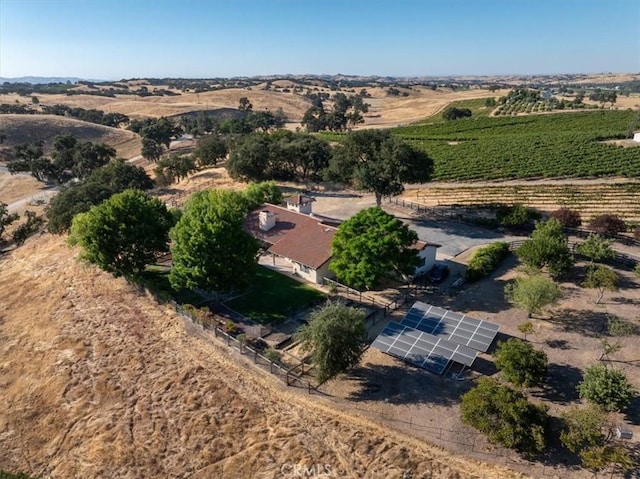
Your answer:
(259, 210), (276, 231)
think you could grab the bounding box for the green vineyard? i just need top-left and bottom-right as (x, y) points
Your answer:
(393, 110), (640, 181)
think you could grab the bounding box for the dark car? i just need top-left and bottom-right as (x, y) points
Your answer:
(428, 263), (450, 283)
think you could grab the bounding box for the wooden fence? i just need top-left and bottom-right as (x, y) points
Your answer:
(170, 300), (317, 393)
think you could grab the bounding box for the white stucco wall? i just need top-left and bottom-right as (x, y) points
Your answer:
(633, 132), (640, 143)
(413, 246), (438, 276)
(292, 260), (334, 284)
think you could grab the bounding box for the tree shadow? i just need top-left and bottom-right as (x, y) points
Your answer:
(545, 339), (573, 350)
(625, 395), (640, 425)
(548, 308), (610, 337)
(344, 362), (473, 407)
(535, 415), (583, 470)
(536, 363), (583, 404)
(610, 296), (640, 305)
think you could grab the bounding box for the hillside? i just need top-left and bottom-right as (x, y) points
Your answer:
(0, 115), (142, 161)
(0, 234), (526, 479)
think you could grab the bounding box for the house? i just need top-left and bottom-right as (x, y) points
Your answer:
(245, 203), (337, 284)
(633, 131), (640, 143)
(244, 201), (441, 285)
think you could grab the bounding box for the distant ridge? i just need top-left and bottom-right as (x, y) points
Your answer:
(0, 76), (104, 84)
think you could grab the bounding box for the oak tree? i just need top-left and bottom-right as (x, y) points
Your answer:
(330, 207), (420, 290)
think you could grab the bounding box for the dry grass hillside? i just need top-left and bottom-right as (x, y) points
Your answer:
(0, 235), (527, 479)
(0, 114), (142, 161)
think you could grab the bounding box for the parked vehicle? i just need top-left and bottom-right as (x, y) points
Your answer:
(428, 263), (450, 283)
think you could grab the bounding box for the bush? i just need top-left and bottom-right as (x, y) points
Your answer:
(442, 106), (472, 121)
(633, 225), (640, 240)
(263, 347), (281, 364)
(550, 207), (582, 228)
(460, 377), (549, 455)
(578, 364), (636, 411)
(588, 214), (627, 237)
(496, 204), (540, 228)
(466, 241), (510, 281)
(494, 338), (548, 388)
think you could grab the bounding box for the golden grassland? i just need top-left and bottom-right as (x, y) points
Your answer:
(0, 235), (527, 479)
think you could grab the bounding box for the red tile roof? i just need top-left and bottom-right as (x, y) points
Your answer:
(411, 239), (441, 250)
(245, 204), (336, 269)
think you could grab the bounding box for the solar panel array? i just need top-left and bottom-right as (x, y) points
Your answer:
(370, 302), (500, 375)
(371, 321), (478, 374)
(401, 301), (499, 353)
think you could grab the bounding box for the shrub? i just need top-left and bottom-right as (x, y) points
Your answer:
(633, 225), (640, 241)
(263, 347), (281, 364)
(460, 377), (549, 455)
(442, 106), (472, 121)
(588, 214), (627, 237)
(578, 364), (636, 411)
(494, 338), (548, 388)
(496, 204), (540, 228)
(466, 241), (510, 281)
(550, 207), (582, 228)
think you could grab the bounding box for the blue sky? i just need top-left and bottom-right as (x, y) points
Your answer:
(1, 0), (639, 79)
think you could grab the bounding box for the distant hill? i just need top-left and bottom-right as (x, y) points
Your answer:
(0, 76), (102, 84)
(0, 115), (142, 161)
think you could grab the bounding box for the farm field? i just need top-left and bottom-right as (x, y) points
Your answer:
(394, 110), (640, 181)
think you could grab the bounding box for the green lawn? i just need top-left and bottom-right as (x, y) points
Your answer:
(225, 266), (326, 324)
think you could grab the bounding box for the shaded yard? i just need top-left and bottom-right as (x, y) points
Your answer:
(225, 266), (326, 324)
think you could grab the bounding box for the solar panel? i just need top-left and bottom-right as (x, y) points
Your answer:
(371, 321), (477, 375)
(400, 301), (499, 353)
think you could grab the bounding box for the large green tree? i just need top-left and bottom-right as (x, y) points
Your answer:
(295, 301), (366, 383)
(330, 207), (421, 290)
(225, 133), (271, 182)
(193, 135), (228, 167)
(460, 377), (549, 455)
(47, 159), (153, 234)
(169, 189), (259, 292)
(68, 190), (173, 277)
(504, 275), (561, 318)
(326, 129), (433, 206)
(494, 338), (548, 388)
(577, 364), (636, 412)
(515, 218), (574, 277)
